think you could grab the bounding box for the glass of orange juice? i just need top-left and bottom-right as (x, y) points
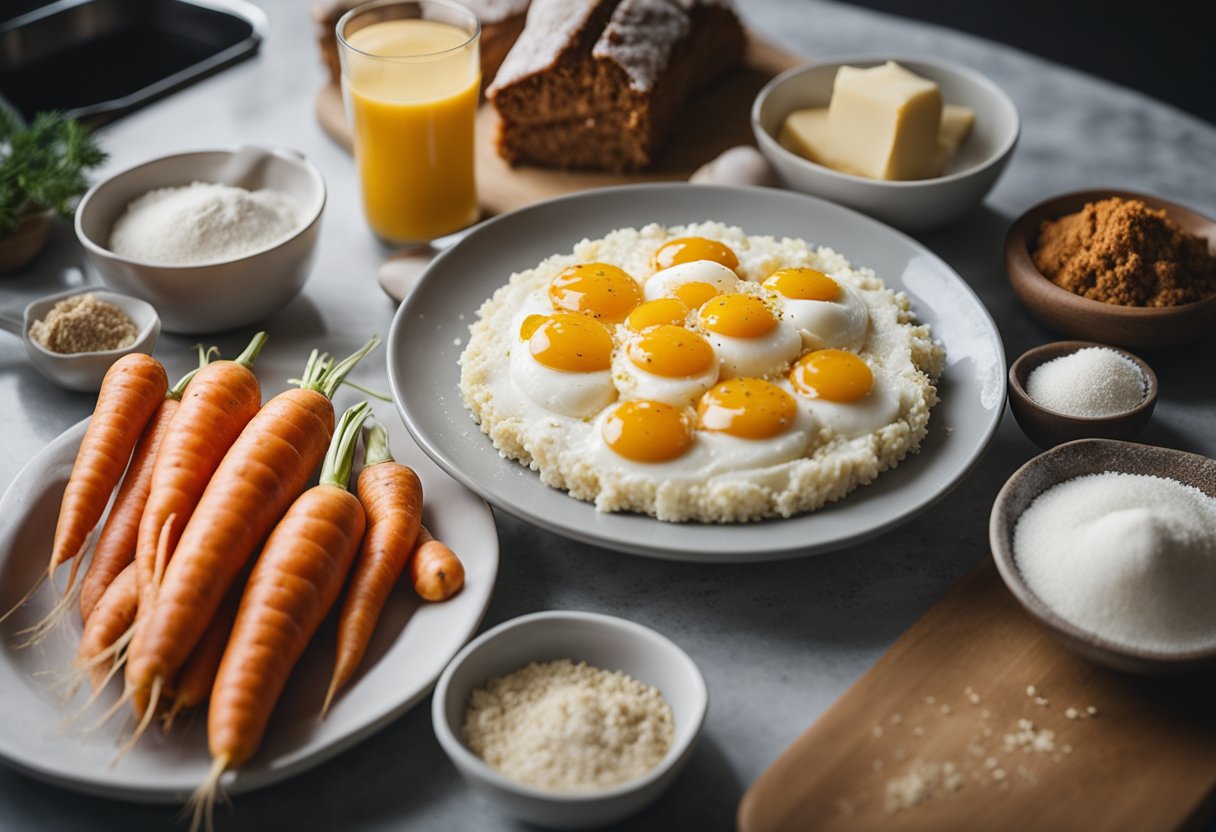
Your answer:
(337, 0), (480, 244)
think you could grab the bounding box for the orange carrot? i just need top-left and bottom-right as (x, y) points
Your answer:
(79, 353), (212, 624)
(132, 333), (266, 615)
(1, 354), (167, 636)
(76, 562), (138, 692)
(409, 525), (464, 602)
(189, 402), (371, 832)
(162, 587), (239, 732)
(124, 338), (379, 735)
(322, 423), (422, 716)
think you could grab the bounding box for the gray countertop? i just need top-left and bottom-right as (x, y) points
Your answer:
(2, 1), (1215, 829)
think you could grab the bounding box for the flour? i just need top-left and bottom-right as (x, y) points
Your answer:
(1013, 472), (1216, 652)
(108, 181), (301, 265)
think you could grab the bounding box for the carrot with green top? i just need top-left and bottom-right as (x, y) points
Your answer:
(2, 353), (167, 635)
(123, 338), (379, 746)
(79, 350), (213, 624)
(132, 333), (266, 614)
(322, 423), (423, 716)
(189, 402), (372, 832)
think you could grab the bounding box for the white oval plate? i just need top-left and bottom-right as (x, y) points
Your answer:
(0, 417), (498, 803)
(389, 184), (1005, 562)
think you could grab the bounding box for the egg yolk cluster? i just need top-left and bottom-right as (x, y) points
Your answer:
(519, 239), (880, 464)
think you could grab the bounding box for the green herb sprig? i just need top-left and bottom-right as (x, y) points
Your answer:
(0, 109), (106, 234)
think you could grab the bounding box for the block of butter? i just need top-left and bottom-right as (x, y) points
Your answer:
(779, 62), (976, 181)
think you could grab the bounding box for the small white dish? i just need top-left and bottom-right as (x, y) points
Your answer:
(0, 287), (160, 392)
(752, 56), (1019, 230)
(74, 146), (325, 334)
(432, 610), (708, 829)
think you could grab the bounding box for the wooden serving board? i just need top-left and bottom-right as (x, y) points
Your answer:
(738, 559), (1216, 832)
(315, 32), (802, 217)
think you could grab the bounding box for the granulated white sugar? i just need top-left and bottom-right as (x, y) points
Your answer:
(1025, 347), (1145, 417)
(1013, 472), (1216, 652)
(462, 659), (674, 792)
(109, 181), (300, 265)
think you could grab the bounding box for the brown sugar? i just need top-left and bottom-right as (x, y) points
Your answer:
(1032, 197), (1216, 307)
(28, 293), (138, 354)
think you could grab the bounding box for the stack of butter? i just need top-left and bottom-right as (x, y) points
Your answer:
(780, 61), (975, 181)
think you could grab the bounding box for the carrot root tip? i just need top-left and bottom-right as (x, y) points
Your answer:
(14, 578), (83, 649)
(112, 676), (161, 767)
(185, 754), (231, 832)
(0, 573), (47, 627)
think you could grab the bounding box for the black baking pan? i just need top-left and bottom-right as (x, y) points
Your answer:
(0, 0), (267, 126)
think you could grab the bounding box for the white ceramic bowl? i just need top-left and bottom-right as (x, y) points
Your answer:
(432, 611), (708, 829)
(74, 147), (325, 334)
(752, 56), (1019, 230)
(3, 287), (160, 392)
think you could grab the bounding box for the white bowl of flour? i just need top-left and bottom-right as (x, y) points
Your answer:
(75, 147), (325, 334)
(433, 610), (708, 828)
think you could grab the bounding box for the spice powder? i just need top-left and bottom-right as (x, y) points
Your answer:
(1033, 197), (1216, 307)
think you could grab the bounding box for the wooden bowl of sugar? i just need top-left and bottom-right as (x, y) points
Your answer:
(1008, 341), (1158, 449)
(1005, 189), (1216, 348)
(990, 439), (1216, 674)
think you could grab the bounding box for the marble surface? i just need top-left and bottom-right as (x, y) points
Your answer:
(1, 1), (1214, 829)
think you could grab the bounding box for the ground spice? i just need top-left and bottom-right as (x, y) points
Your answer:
(1033, 197), (1216, 307)
(28, 293), (138, 354)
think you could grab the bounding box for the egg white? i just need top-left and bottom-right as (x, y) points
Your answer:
(789, 370), (901, 439)
(777, 281), (870, 351)
(509, 339), (617, 418)
(644, 260), (741, 301)
(702, 320), (802, 380)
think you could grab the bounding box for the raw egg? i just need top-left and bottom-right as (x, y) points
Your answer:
(696, 293), (801, 378)
(619, 325), (719, 406)
(652, 237), (740, 272)
(696, 377), (797, 439)
(508, 313), (617, 417)
(548, 262), (642, 323)
(789, 350), (900, 438)
(627, 298), (691, 332)
(644, 260), (740, 304)
(764, 268), (869, 351)
(601, 400), (694, 463)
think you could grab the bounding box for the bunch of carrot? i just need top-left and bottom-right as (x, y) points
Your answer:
(6, 335), (465, 832)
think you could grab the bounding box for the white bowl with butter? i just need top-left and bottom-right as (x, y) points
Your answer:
(752, 57), (1019, 230)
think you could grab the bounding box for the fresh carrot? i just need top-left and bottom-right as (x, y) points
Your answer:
(408, 525), (465, 602)
(1, 353), (167, 635)
(79, 352), (213, 624)
(124, 338), (379, 738)
(322, 423), (423, 716)
(162, 586), (239, 733)
(75, 562), (138, 693)
(189, 402), (371, 832)
(132, 333), (266, 614)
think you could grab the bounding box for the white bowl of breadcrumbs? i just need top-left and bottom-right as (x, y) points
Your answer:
(432, 611), (707, 829)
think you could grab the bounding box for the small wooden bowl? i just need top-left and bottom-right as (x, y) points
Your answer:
(990, 439), (1216, 674)
(1008, 341), (1158, 448)
(1005, 189), (1216, 348)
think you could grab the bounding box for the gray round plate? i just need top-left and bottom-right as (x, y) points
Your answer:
(388, 184), (1005, 562)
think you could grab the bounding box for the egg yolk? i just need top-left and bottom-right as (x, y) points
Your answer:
(651, 237), (740, 272)
(602, 400), (694, 462)
(627, 325), (716, 378)
(672, 281), (721, 309)
(763, 267), (840, 301)
(548, 262), (642, 323)
(627, 298), (689, 332)
(696, 378), (797, 440)
(525, 313), (614, 373)
(698, 293), (777, 338)
(789, 349), (873, 402)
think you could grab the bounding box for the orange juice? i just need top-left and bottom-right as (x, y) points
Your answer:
(342, 17), (479, 243)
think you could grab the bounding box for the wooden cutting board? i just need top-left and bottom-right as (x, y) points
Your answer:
(315, 32), (802, 217)
(738, 558), (1216, 832)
